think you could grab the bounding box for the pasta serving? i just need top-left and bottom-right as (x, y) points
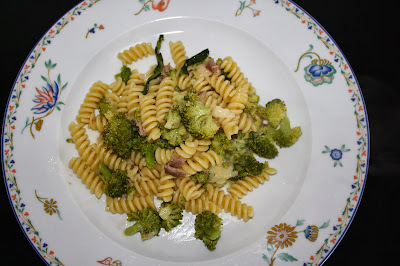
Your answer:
(68, 35), (301, 250)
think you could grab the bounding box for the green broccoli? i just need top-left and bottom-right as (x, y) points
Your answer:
(247, 127), (279, 159)
(159, 202), (183, 232)
(190, 171), (209, 184)
(179, 89), (219, 140)
(98, 96), (111, 117)
(160, 125), (187, 147)
(124, 207), (162, 240)
(131, 134), (173, 168)
(210, 130), (232, 158)
(244, 94), (269, 122)
(103, 112), (135, 159)
(98, 162), (128, 198)
(194, 211), (222, 251)
(167, 69), (178, 85)
(230, 151), (266, 181)
(115, 66), (132, 84)
(265, 99), (287, 129)
(272, 116), (302, 148)
(164, 107), (182, 129)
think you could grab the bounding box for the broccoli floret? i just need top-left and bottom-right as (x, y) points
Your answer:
(247, 128), (279, 159)
(194, 211), (222, 251)
(265, 99), (287, 129)
(115, 66), (132, 84)
(244, 95), (268, 122)
(272, 116), (302, 148)
(167, 69), (178, 85)
(124, 207), (162, 240)
(160, 125), (187, 147)
(159, 202), (183, 232)
(103, 113), (135, 158)
(164, 107), (182, 129)
(98, 162), (128, 198)
(190, 171), (209, 184)
(210, 130), (232, 158)
(230, 151), (265, 181)
(131, 134), (173, 168)
(178, 89), (220, 139)
(98, 96), (111, 117)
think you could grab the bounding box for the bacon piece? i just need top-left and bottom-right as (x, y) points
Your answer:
(205, 58), (221, 76)
(165, 163), (186, 177)
(160, 63), (172, 79)
(131, 119), (146, 137)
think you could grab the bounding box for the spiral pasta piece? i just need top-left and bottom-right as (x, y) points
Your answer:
(105, 195), (156, 214)
(132, 178), (160, 197)
(69, 157), (104, 198)
(206, 184), (253, 221)
(156, 77), (175, 123)
(76, 81), (109, 124)
(214, 112), (239, 140)
(175, 138), (199, 159)
(220, 56), (255, 93)
(201, 91), (227, 110)
(110, 76), (128, 96)
(237, 112), (254, 134)
(129, 151), (147, 169)
(95, 140), (139, 180)
(227, 84), (249, 115)
(227, 166), (278, 199)
(177, 74), (192, 91)
(208, 74), (237, 103)
(116, 90), (129, 114)
(181, 150), (222, 176)
(127, 84), (143, 118)
(185, 194), (222, 215)
(88, 112), (107, 133)
(157, 168), (176, 202)
(176, 176), (205, 201)
(191, 75), (212, 93)
(118, 42), (155, 66)
(155, 148), (176, 165)
(127, 69), (145, 87)
(140, 92), (161, 141)
(69, 122), (99, 168)
(196, 139), (211, 152)
(169, 41), (188, 69)
(140, 166), (161, 180)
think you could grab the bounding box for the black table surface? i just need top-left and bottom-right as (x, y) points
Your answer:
(2, 1), (398, 265)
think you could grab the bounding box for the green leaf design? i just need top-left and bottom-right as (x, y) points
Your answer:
(262, 253), (270, 264)
(276, 253), (298, 262)
(319, 220), (330, 229)
(266, 243), (274, 255)
(144, 4), (150, 11)
(41, 75), (49, 84)
(296, 219), (305, 226)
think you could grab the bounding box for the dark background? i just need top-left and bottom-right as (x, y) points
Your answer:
(2, 1), (398, 265)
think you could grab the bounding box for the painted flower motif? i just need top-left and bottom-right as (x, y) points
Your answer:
(253, 10), (260, 17)
(330, 149), (342, 161)
(32, 81), (60, 114)
(304, 62), (336, 86)
(152, 0), (170, 11)
(267, 223), (298, 249)
(43, 199), (58, 215)
(304, 225), (319, 242)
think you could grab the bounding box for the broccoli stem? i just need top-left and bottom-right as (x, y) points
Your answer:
(99, 162), (112, 181)
(124, 222), (141, 236)
(205, 228), (221, 240)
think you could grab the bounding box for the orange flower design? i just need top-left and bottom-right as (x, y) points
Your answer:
(44, 199), (58, 215)
(267, 223), (298, 249)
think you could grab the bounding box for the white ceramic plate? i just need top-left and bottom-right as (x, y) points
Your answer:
(2, 0), (369, 265)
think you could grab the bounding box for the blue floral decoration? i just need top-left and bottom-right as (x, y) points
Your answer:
(322, 145), (351, 167)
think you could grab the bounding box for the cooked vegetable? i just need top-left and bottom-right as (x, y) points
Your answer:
(180, 49), (209, 75)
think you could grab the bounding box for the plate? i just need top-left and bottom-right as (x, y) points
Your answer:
(2, 0), (369, 265)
